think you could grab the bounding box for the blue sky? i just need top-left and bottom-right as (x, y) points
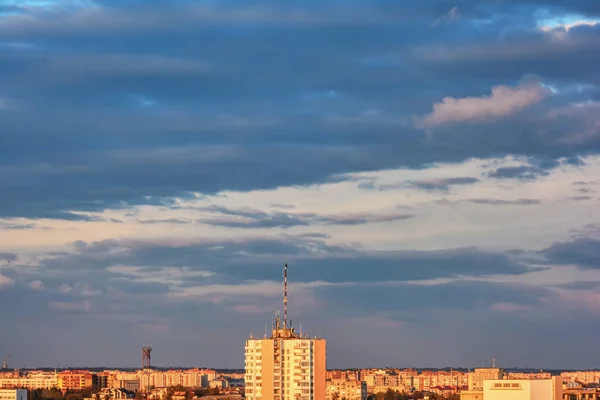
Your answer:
(1, 0), (600, 370)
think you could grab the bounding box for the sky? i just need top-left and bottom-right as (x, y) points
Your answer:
(1, 0), (600, 371)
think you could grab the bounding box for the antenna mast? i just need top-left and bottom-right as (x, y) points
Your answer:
(283, 263), (288, 328)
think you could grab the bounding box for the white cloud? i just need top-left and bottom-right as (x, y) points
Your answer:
(416, 82), (551, 128)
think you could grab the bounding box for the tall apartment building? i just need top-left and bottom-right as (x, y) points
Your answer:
(245, 264), (326, 400)
(483, 377), (562, 400)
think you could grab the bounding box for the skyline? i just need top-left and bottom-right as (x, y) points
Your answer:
(1, 0), (600, 370)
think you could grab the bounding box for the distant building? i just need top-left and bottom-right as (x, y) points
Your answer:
(58, 371), (96, 391)
(483, 377), (562, 400)
(562, 387), (600, 399)
(139, 369), (210, 389)
(96, 388), (134, 399)
(0, 372), (58, 389)
(209, 379), (229, 389)
(468, 368), (504, 391)
(111, 380), (140, 392)
(326, 379), (367, 400)
(0, 389), (27, 400)
(459, 390), (484, 400)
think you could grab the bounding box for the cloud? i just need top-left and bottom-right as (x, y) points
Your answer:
(0, 221), (38, 230)
(417, 82), (551, 128)
(36, 236), (540, 284)
(542, 237), (600, 269)
(488, 165), (550, 181)
(197, 205), (414, 228)
(0, 274), (15, 288)
(2, 0), (600, 369)
(548, 101), (600, 143)
(29, 280), (45, 290)
(466, 198), (542, 205)
(312, 280), (553, 317)
(138, 218), (190, 225)
(0, 252), (17, 263)
(50, 300), (93, 313)
(401, 177), (479, 191)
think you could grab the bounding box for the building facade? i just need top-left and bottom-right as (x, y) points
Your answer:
(483, 377), (562, 400)
(0, 372), (58, 390)
(245, 326), (326, 400)
(0, 389), (27, 400)
(58, 371), (95, 391)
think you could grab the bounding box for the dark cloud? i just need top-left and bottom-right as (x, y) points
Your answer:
(554, 281), (600, 291)
(0, 253), (17, 263)
(138, 218), (190, 224)
(542, 237), (600, 268)
(312, 280), (552, 317)
(569, 196), (593, 201)
(0, 1), (597, 220)
(488, 166), (550, 181)
(466, 198), (541, 205)
(389, 177), (480, 191)
(435, 198), (542, 206)
(36, 236), (540, 284)
(196, 205), (413, 228)
(0, 221), (38, 230)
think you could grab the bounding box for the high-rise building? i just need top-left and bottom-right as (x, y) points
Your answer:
(245, 264), (326, 400)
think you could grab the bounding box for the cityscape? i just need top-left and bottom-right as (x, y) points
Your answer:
(2, 1), (600, 400)
(1, 265), (599, 399)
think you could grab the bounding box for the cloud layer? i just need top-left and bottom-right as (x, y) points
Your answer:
(1, 0), (600, 370)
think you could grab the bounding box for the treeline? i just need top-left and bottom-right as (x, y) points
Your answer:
(27, 387), (226, 400)
(163, 386), (223, 400)
(28, 388), (93, 400)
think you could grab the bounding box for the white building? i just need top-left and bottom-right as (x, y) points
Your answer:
(0, 372), (58, 389)
(0, 389), (28, 400)
(483, 377), (562, 400)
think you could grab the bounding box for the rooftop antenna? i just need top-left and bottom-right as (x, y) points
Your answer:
(283, 263), (288, 329)
(492, 358), (496, 368)
(300, 323), (303, 337)
(264, 323), (267, 338)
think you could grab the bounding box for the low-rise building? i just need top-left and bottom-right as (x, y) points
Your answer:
(562, 387), (600, 399)
(326, 379), (367, 400)
(58, 371), (96, 391)
(0, 389), (27, 400)
(468, 368), (504, 392)
(459, 390), (484, 400)
(0, 372), (58, 389)
(483, 377), (562, 400)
